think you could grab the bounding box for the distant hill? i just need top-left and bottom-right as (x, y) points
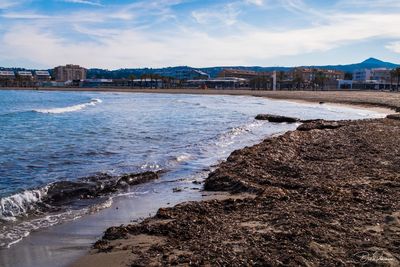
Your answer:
(309, 58), (399, 73)
(85, 58), (399, 78)
(1, 58), (398, 79)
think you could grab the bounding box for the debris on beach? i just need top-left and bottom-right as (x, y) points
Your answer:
(255, 114), (300, 123)
(89, 118), (400, 266)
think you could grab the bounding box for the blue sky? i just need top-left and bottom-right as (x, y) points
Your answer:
(0, 0), (400, 69)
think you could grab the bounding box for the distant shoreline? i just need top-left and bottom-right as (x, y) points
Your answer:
(1, 87), (399, 113)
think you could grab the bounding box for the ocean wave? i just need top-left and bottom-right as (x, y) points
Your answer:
(0, 187), (49, 221)
(0, 197), (113, 248)
(215, 120), (264, 148)
(0, 170), (161, 248)
(33, 98), (102, 114)
(0, 170), (162, 222)
(175, 153), (192, 162)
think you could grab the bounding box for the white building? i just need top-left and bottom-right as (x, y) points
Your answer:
(35, 70), (51, 81)
(353, 68), (392, 83)
(17, 71), (33, 78)
(353, 69), (372, 81)
(370, 68), (391, 83)
(0, 71), (15, 79)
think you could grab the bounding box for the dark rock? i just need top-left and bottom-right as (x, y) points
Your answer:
(299, 119), (324, 123)
(297, 120), (343, 131)
(173, 187), (183, 193)
(42, 171), (161, 206)
(255, 114), (299, 123)
(117, 171), (159, 186)
(386, 114), (400, 121)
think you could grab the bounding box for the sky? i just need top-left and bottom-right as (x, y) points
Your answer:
(0, 0), (400, 69)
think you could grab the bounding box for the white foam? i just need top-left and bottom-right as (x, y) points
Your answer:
(140, 162), (160, 170)
(0, 187), (49, 221)
(0, 197), (113, 248)
(176, 153), (191, 162)
(215, 120), (264, 148)
(34, 98), (102, 114)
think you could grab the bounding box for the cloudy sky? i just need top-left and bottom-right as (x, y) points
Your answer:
(0, 0), (400, 69)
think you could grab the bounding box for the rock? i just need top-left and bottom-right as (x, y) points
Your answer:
(117, 171), (160, 186)
(42, 171), (161, 206)
(173, 187), (183, 193)
(255, 114), (300, 123)
(297, 120), (343, 131)
(386, 114), (400, 121)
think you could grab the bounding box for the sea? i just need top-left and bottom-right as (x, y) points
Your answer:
(0, 89), (385, 252)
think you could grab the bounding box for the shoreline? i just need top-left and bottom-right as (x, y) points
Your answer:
(74, 116), (400, 266)
(1, 89), (397, 266)
(1, 87), (399, 113)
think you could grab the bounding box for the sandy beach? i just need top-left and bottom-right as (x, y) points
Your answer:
(68, 91), (400, 266)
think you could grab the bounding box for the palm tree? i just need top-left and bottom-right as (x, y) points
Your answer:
(277, 71), (285, 90)
(129, 74), (136, 88)
(293, 74), (303, 90)
(315, 71), (327, 90)
(395, 68), (400, 91)
(140, 74), (147, 88)
(390, 69), (396, 91)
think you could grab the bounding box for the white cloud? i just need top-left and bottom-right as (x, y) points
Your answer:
(0, 0), (21, 9)
(63, 0), (103, 7)
(386, 41), (400, 53)
(192, 4), (240, 26)
(2, 11), (400, 69)
(245, 0), (264, 6)
(1, 0), (400, 68)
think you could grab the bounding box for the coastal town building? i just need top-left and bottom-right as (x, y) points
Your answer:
(17, 71), (33, 79)
(186, 77), (248, 89)
(0, 71), (15, 87)
(35, 70), (51, 81)
(53, 64), (87, 82)
(350, 68), (393, 90)
(370, 68), (391, 83)
(218, 69), (271, 80)
(0, 70), (15, 79)
(353, 69), (372, 81)
(175, 69), (210, 80)
(149, 68), (210, 80)
(292, 68), (345, 82)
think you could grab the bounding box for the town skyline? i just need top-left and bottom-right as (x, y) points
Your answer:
(0, 57), (398, 72)
(1, 0), (400, 69)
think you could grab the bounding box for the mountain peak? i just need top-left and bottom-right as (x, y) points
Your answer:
(361, 57), (383, 64)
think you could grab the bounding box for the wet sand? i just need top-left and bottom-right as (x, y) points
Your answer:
(74, 116), (400, 266)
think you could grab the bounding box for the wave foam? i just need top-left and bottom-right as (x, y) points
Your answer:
(0, 187), (49, 221)
(175, 153), (192, 162)
(0, 197), (113, 248)
(34, 98), (102, 114)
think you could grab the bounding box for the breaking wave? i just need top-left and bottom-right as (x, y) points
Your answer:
(0, 170), (161, 248)
(0, 197), (113, 248)
(33, 98), (102, 114)
(0, 187), (49, 221)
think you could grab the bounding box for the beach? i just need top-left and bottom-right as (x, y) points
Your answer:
(74, 116), (400, 266)
(0, 89), (398, 266)
(70, 91), (400, 266)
